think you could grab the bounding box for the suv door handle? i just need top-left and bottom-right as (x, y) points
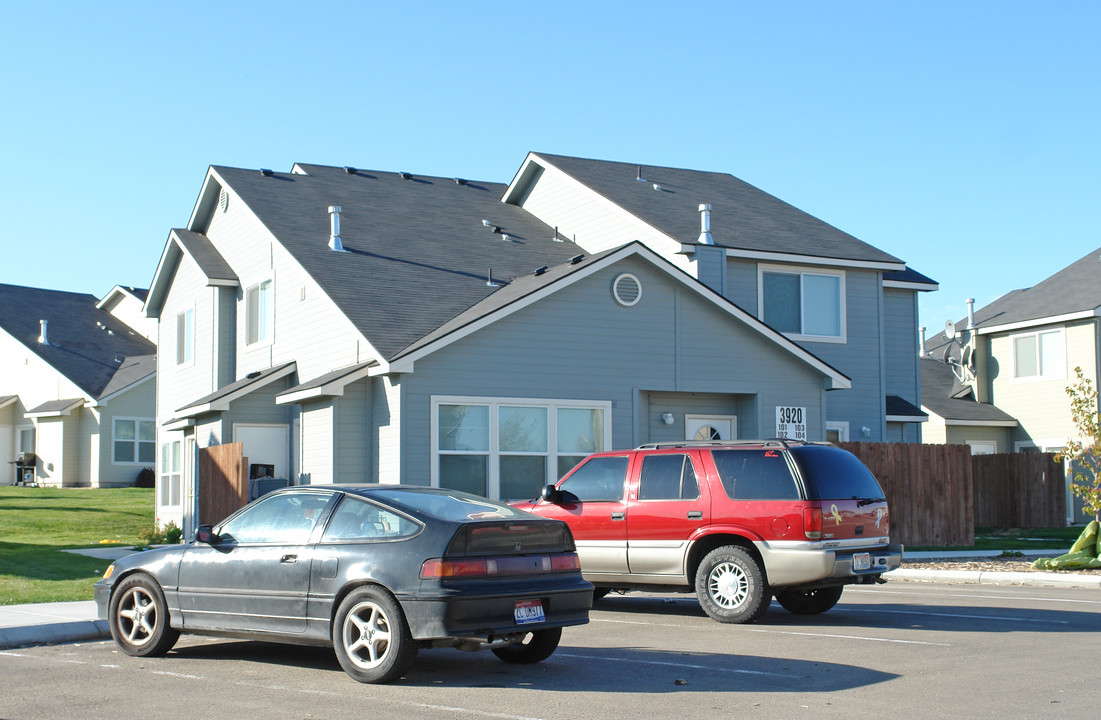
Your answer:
(610, 512), (625, 521)
(281, 554), (298, 564)
(687, 511), (703, 519)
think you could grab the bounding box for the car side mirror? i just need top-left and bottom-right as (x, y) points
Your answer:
(541, 484), (564, 504)
(195, 525), (217, 544)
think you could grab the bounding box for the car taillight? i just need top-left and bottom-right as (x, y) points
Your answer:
(420, 558), (489, 579)
(804, 507), (822, 540)
(550, 553), (581, 572)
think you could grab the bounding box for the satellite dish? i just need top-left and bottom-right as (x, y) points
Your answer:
(941, 345), (952, 364)
(961, 345), (973, 370)
(944, 320), (957, 341)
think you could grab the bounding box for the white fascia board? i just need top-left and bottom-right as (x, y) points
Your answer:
(163, 417), (195, 431)
(501, 153), (540, 204)
(884, 280), (939, 292)
(144, 234), (184, 319)
(886, 414), (928, 423)
(178, 363), (298, 416)
(96, 285), (136, 310)
(186, 167), (221, 233)
(25, 400), (86, 418)
(678, 244), (906, 272)
(388, 243), (851, 389)
(94, 372), (156, 407)
(943, 418), (1019, 427)
(0, 395), (18, 410)
(275, 365), (375, 405)
(974, 309), (1101, 335)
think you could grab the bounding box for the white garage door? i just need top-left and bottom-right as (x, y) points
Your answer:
(233, 424), (290, 480)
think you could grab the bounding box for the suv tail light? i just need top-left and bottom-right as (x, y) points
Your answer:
(803, 507), (822, 540)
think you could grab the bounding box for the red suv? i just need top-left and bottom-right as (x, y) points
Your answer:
(514, 440), (903, 623)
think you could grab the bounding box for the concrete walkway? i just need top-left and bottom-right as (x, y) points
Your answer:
(2, 548), (1097, 651)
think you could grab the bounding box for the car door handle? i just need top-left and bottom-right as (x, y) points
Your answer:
(610, 512), (625, 521)
(687, 511), (703, 519)
(280, 554), (298, 564)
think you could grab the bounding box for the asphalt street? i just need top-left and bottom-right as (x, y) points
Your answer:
(2, 582), (1098, 719)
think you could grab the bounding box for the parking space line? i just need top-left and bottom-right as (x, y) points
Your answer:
(850, 586), (1101, 606)
(852, 607), (1067, 624)
(557, 651), (799, 677)
(745, 628), (951, 646)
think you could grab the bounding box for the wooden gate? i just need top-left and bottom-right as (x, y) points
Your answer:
(198, 442), (249, 527)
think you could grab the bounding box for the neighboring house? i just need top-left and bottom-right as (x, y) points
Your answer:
(0, 283), (157, 487)
(145, 154), (934, 535)
(922, 246), (1101, 456)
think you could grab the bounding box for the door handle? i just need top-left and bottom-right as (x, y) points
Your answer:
(687, 511), (703, 519)
(610, 512), (625, 521)
(280, 554), (298, 564)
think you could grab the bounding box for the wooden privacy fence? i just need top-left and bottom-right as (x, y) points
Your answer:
(837, 442), (974, 547)
(198, 442), (248, 527)
(973, 452), (1065, 528)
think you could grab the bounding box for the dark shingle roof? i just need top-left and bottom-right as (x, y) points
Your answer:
(920, 358), (1017, 423)
(173, 230), (238, 284)
(0, 284), (157, 399)
(211, 165), (586, 359)
(886, 395), (927, 419)
(529, 153), (904, 266)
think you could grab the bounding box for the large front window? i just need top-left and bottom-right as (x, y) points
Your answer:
(113, 418), (155, 464)
(1012, 328), (1065, 380)
(760, 266), (844, 340)
(434, 397), (611, 501)
(246, 279), (273, 345)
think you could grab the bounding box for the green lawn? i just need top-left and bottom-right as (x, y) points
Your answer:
(909, 526), (1085, 553)
(0, 487), (154, 605)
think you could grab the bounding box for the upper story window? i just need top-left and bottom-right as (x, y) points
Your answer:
(246, 279), (273, 346)
(175, 307), (193, 366)
(1012, 328), (1065, 381)
(759, 265), (845, 342)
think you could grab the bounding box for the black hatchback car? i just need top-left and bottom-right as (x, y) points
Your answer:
(95, 485), (592, 683)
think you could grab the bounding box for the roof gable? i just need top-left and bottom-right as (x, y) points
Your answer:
(0, 283), (157, 399)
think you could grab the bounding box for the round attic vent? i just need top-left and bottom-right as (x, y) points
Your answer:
(219, 188), (229, 213)
(612, 273), (642, 307)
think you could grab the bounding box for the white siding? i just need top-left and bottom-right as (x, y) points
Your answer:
(103, 292), (157, 341)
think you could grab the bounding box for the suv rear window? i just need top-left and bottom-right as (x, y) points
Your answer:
(711, 450), (800, 500)
(789, 445), (886, 500)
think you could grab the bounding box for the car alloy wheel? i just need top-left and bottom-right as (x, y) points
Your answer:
(333, 586), (416, 683)
(109, 573), (180, 657)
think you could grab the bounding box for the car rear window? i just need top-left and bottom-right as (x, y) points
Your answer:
(711, 449), (801, 500)
(789, 445), (886, 500)
(369, 488), (530, 521)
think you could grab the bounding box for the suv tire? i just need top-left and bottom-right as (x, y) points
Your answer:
(695, 546), (770, 624)
(776, 586), (844, 615)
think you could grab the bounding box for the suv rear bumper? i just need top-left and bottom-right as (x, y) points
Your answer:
(757, 542), (903, 587)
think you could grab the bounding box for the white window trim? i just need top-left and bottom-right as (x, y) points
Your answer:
(431, 395), (613, 500)
(111, 417), (155, 466)
(1009, 327), (1066, 383)
(966, 440), (997, 455)
(159, 437), (183, 510)
(245, 277), (275, 348)
(826, 421), (849, 442)
(757, 263), (847, 343)
(1014, 439), (1066, 453)
(175, 304), (195, 368)
(16, 424), (36, 454)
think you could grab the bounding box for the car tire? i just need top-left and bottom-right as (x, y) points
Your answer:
(491, 628), (562, 664)
(333, 586), (416, 684)
(109, 573), (180, 657)
(695, 546), (770, 624)
(776, 586), (844, 615)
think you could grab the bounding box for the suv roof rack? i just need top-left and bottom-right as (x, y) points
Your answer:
(635, 438), (833, 450)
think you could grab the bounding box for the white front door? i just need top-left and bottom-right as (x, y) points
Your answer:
(685, 415), (737, 441)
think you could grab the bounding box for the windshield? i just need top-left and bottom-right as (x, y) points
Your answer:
(789, 445), (886, 501)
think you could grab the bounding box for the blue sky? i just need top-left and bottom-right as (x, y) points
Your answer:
(2, 1), (1097, 333)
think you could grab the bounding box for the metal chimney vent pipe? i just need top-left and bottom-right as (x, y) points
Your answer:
(966, 298), (976, 329)
(38, 319), (49, 345)
(697, 204), (714, 245)
(328, 205), (346, 252)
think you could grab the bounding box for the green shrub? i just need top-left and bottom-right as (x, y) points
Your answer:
(136, 521), (182, 547)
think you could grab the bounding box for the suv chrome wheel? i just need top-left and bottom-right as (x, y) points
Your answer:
(695, 546), (770, 624)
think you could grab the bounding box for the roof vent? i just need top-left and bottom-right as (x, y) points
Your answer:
(246, 370), (262, 379)
(697, 204), (714, 245)
(613, 273), (643, 307)
(570, 254), (584, 265)
(966, 298), (976, 330)
(486, 268), (501, 288)
(652, 183), (663, 192)
(553, 225), (563, 243)
(454, 177), (467, 185)
(328, 205), (347, 252)
(38, 319), (49, 345)
(533, 266), (548, 276)
(344, 166), (357, 175)
(260, 168), (273, 177)
(398, 171), (411, 180)
(501, 233), (511, 242)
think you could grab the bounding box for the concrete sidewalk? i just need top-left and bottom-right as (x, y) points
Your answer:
(2, 549), (1098, 651)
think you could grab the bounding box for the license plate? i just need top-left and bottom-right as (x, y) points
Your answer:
(853, 553), (872, 571)
(514, 599), (545, 625)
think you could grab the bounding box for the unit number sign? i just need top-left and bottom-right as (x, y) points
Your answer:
(775, 406), (807, 441)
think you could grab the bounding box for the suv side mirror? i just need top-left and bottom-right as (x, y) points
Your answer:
(195, 525), (218, 544)
(541, 484), (564, 504)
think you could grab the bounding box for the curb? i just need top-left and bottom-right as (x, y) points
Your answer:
(886, 568), (1101, 589)
(0, 620), (110, 650)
